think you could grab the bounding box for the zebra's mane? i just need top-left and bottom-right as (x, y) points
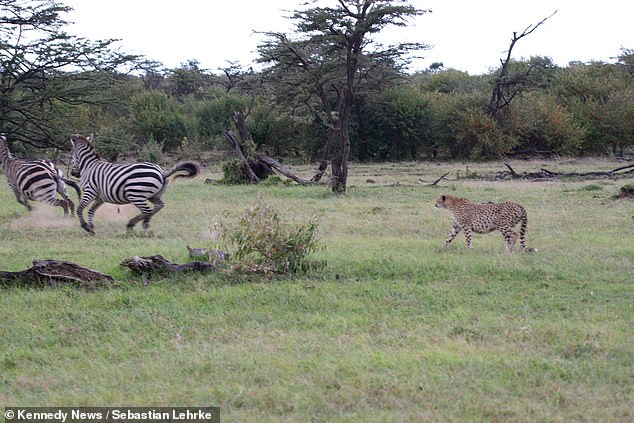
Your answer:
(73, 135), (101, 160)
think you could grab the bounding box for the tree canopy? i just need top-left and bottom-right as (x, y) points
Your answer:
(257, 0), (430, 192)
(0, 0), (631, 170)
(0, 0), (144, 149)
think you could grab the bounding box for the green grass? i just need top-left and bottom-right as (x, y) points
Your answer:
(1, 158), (633, 422)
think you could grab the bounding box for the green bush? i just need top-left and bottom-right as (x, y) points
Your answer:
(137, 138), (164, 164)
(220, 160), (250, 185)
(195, 94), (247, 138)
(94, 130), (133, 162)
(131, 91), (188, 151)
(453, 108), (516, 159)
(512, 92), (585, 155)
(224, 198), (321, 274)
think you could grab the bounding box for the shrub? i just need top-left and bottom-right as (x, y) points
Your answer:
(137, 138), (164, 164)
(512, 92), (585, 155)
(195, 94), (247, 138)
(223, 198), (321, 274)
(453, 108), (516, 159)
(131, 91), (188, 151)
(614, 183), (634, 199)
(94, 130), (133, 162)
(220, 160), (250, 185)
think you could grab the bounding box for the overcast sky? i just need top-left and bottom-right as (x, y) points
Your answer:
(63, 0), (633, 75)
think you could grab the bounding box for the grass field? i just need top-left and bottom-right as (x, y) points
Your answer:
(1, 158), (632, 422)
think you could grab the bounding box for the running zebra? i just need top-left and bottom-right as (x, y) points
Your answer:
(0, 134), (80, 216)
(70, 134), (200, 235)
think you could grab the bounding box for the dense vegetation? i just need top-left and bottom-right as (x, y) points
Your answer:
(1, 1), (632, 167)
(11, 55), (633, 163)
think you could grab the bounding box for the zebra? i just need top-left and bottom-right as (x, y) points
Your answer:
(0, 134), (80, 216)
(70, 134), (200, 235)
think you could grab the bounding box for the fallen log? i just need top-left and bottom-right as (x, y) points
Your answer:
(257, 153), (316, 185)
(120, 255), (217, 274)
(0, 260), (113, 287)
(499, 162), (634, 180)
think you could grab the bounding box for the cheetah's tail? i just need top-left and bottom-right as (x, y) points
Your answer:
(519, 210), (538, 253)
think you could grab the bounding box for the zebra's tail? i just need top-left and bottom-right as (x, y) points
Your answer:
(166, 161), (200, 180)
(63, 178), (82, 199)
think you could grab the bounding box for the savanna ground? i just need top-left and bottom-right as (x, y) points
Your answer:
(0, 158), (632, 422)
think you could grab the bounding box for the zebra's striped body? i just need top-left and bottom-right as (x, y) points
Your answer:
(0, 134), (78, 216)
(70, 134), (199, 235)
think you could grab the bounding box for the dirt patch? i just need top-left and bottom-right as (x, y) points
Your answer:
(10, 206), (75, 229)
(94, 204), (137, 221)
(9, 204), (138, 229)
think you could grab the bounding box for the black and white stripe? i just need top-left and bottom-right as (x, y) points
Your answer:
(70, 134), (199, 235)
(0, 134), (79, 216)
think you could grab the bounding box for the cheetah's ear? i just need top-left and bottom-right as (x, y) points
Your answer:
(441, 195), (446, 201)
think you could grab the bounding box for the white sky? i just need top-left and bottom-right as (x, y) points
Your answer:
(63, 0), (633, 75)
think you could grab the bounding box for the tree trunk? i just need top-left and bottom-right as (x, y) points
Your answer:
(330, 86), (353, 193)
(330, 121), (351, 193)
(354, 96), (368, 162)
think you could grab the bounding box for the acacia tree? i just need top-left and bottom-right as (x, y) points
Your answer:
(0, 0), (144, 150)
(258, 0), (429, 193)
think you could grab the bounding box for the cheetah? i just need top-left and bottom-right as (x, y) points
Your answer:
(435, 194), (537, 252)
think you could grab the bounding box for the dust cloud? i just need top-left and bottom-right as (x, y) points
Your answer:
(9, 203), (137, 229)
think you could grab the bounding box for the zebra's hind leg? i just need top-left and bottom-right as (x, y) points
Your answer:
(13, 190), (32, 211)
(143, 197), (164, 229)
(127, 199), (153, 231)
(52, 198), (70, 216)
(66, 198), (76, 217)
(54, 178), (73, 216)
(59, 187), (75, 216)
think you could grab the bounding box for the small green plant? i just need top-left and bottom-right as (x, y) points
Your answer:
(579, 184), (603, 191)
(224, 198), (321, 273)
(220, 160), (250, 184)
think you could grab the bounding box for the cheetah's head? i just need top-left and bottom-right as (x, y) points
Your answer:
(435, 194), (456, 209)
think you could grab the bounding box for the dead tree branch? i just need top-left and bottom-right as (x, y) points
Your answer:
(257, 153), (315, 185)
(487, 11), (558, 119)
(427, 172), (450, 186)
(0, 260), (113, 287)
(120, 255), (217, 274)
(223, 130), (261, 184)
(498, 162), (634, 180)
